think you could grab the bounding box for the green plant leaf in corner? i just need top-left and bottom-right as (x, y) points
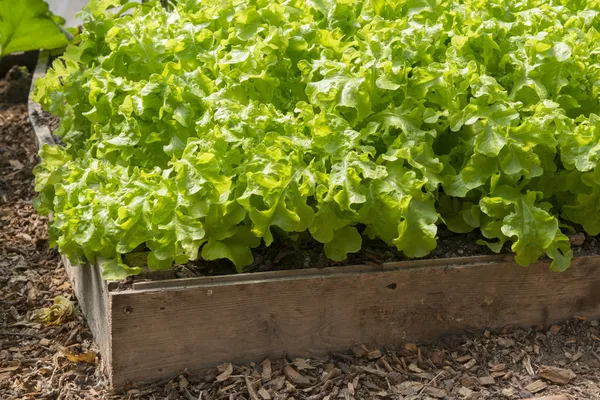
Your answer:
(0, 0), (68, 58)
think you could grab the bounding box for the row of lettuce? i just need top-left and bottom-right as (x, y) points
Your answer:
(33, 0), (600, 278)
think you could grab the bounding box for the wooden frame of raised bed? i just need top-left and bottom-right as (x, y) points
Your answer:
(29, 51), (600, 388)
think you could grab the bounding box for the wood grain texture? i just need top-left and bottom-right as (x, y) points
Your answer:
(132, 254), (511, 291)
(109, 256), (600, 386)
(28, 51), (55, 149)
(64, 258), (112, 379)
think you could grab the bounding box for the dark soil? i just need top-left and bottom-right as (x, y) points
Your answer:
(171, 229), (501, 278)
(0, 66), (31, 107)
(2, 63), (600, 400)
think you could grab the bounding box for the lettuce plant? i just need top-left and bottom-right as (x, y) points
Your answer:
(0, 0), (68, 58)
(33, 0), (600, 279)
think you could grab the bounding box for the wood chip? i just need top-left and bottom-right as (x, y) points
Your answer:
(216, 363), (233, 382)
(367, 349), (382, 360)
(569, 350), (583, 362)
(258, 388), (271, 400)
(260, 359), (271, 381)
(423, 386), (446, 398)
(39, 338), (51, 346)
(394, 381), (423, 396)
(461, 376), (477, 388)
(456, 355), (472, 363)
(283, 365), (312, 387)
(430, 350), (445, 365)
(387, 371), (404, 384)
(478, 376), (495, 386)
(497, 337), (515, 348)
(490, 363), (505, 372)
(463, 358), (477, 370)
(380, 356), (393, 372)
(351, 345), (367, 358)
(245, 377), (260, 400)
(525, 380), (548, 394)
(523, 355), (535, 376)
(458, 386), (474, 398)
(538, 366), (576, 385)
(358, 366), (387, 378)
(527, 396), (568, 400)
(323, 367), (340, 382)
(293, 358), (314, 371)
(408, 363), (423, 373)
(549, 325), (562, 335)
(271, 375), (286, 390)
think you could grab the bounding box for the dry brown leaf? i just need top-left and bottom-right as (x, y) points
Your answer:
(63, 349), (96, 364)
(33, 296), (76, 326)
(404, 343), (418, 352)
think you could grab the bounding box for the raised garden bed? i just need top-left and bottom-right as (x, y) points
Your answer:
(68, 253), (600, 388)
(27, 0), (600, 389)
(27, 50), (600, 384)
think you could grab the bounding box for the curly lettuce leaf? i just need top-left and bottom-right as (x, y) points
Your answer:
(33, 0), (600, 279)
(0, 0), (68, 57)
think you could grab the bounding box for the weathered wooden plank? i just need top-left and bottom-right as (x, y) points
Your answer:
(132, 254), (512, 291)
(64, 258), (112, 378)
(27, 51), (55, 149)
(109, 256), (600, 386)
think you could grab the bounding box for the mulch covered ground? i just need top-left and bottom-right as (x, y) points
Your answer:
(1, 66), (599, 400)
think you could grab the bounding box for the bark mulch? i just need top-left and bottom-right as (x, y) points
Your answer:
(1, 66), (599, 400)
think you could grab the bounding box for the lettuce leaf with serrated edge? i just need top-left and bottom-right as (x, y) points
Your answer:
(33, 0), (600, 279)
